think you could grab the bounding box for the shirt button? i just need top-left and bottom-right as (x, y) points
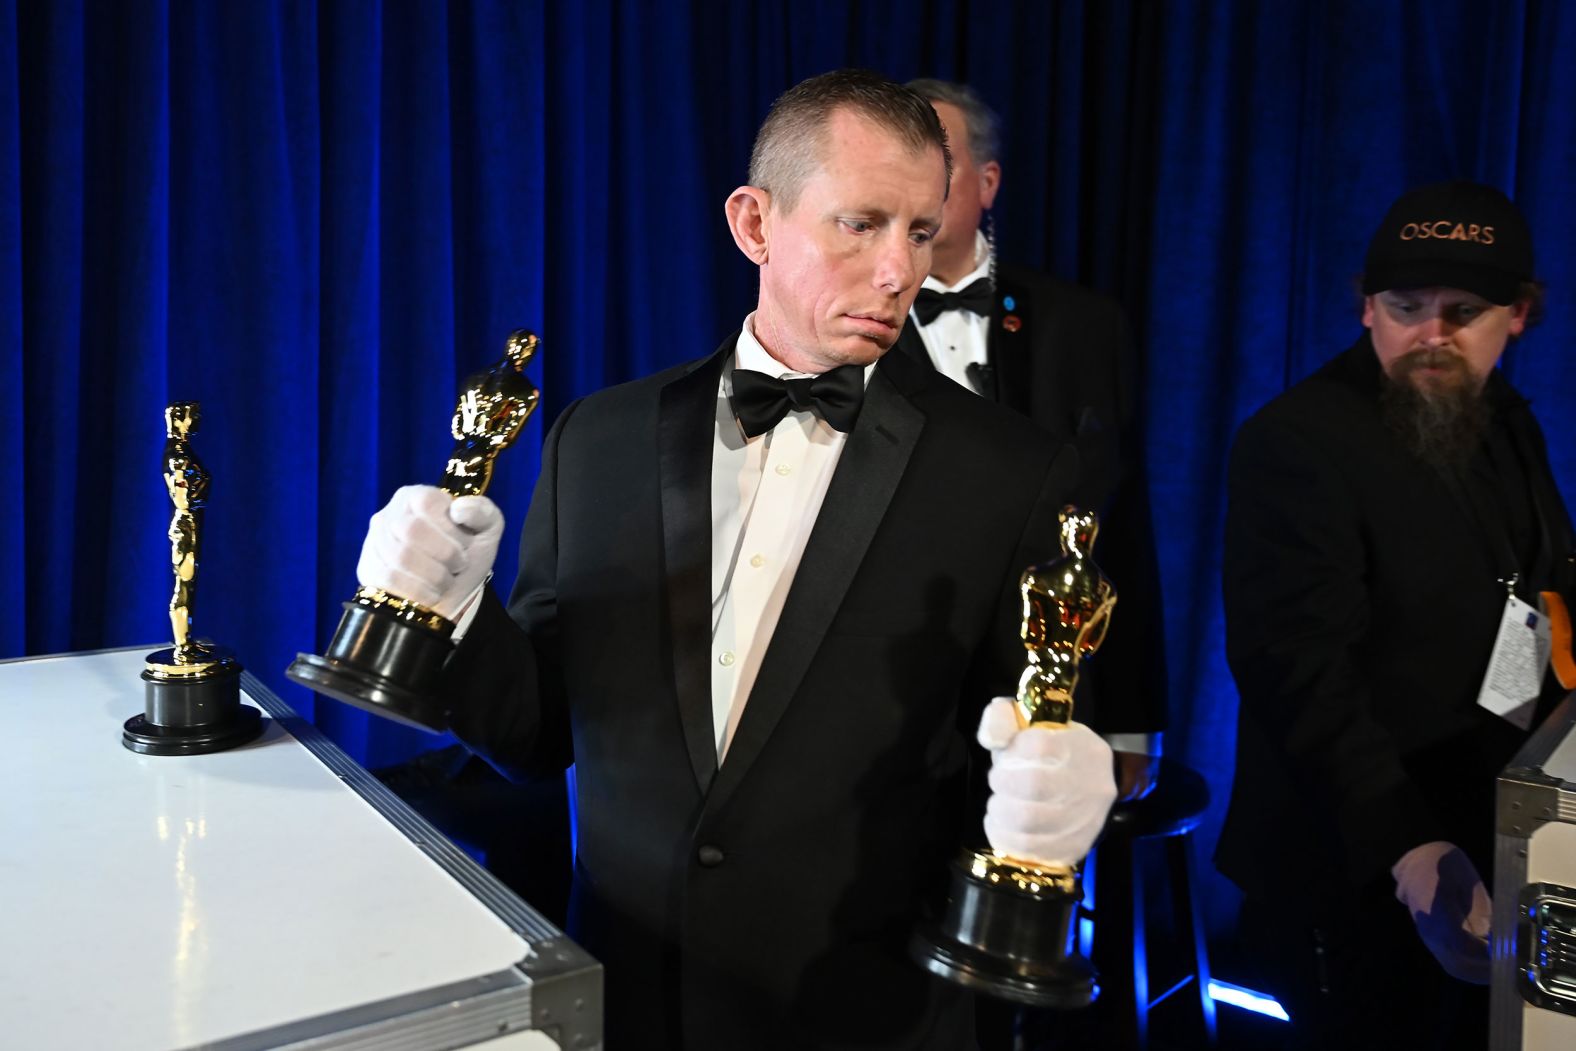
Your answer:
(749, 553), (765, 568)
(697, 845), (725, 867)
(775, 463), (792, 476)
(718, 651), (735, 667)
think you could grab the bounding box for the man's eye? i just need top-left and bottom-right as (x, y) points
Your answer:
(841, 219), (873, 234)
(911, 230), (934, 245)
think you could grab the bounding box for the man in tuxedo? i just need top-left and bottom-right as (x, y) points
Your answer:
(354, 70), (1116, 1049)
(1218, 182), (1574, 1048)
(901, 79), (1167, 801)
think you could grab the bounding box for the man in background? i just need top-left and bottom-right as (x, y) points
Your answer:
(901, 78), (1168, 802)
(1219, 181), (1574, 1048)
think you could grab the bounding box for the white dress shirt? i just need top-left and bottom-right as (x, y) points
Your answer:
(709, 316), (873, 761)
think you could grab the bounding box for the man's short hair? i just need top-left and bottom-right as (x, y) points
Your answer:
(748, 69), (952, 213)
(904, 78), (1001, 167)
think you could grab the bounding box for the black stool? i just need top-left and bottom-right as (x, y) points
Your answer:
(1089, 758), (1216, 1049)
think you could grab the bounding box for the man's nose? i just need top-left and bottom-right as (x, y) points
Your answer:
(872, 236), (917, 293)
(1418, 312), (1456, 345)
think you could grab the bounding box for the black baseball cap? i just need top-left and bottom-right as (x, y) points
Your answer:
(1361, 181), (1535, 305)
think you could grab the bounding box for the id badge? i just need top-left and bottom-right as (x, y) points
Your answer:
(1475, 594), (1552, 730)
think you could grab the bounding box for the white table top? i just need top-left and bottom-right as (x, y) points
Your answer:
(0, 648), (542, 1050)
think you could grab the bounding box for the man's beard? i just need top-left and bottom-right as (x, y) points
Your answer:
(1378, 349), (1488, 473)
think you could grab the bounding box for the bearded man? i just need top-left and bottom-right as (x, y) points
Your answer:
(1216, 181), (1574, 1049)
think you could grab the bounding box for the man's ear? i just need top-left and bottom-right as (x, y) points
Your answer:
(1508, 297), (1531, 339)
(979, 160), (1002, 211)
(725, 186), (771, 265)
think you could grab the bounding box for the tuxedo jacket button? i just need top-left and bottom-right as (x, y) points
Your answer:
(697, 845), (725, 867)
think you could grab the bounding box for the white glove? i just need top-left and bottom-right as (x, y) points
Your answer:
(977, 697), (1118, 867)
(356, 485), (503, 622)
(1391, 840), (1492, 985)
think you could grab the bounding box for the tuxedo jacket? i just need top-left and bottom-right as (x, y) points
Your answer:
(895, 263), (1166, 737)
(442, 338), (1078, 1049)
(1216, 337), (1575, 909)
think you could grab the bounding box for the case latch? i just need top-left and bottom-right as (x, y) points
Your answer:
(1518, 882), (1576, 1015)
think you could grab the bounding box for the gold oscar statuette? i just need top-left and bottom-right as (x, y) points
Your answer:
(912, 506), (1116, 1007)
(124, 402), (263, 755)
(286, 331), (542, 730)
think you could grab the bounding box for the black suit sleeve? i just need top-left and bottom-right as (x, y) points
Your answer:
(441, 401), (581, 781)
(1223, 413), (1447, 883)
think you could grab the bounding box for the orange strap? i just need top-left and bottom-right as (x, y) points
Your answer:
(1541, 591), (1576, 690)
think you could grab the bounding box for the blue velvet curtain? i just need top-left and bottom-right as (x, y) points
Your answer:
(6, 0), (1575, 936)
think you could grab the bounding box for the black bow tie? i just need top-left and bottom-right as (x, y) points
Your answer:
(730, 365), (865, 439)
(913, 278), (994, 325)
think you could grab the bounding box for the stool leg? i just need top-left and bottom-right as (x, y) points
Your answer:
(1093, 836), (1144, 1050)
(1166, 833), (1217, 1046)
(1131, 840), (1149, 1049)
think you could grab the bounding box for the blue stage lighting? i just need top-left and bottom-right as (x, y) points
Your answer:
(1207, 979), (1290, 1021)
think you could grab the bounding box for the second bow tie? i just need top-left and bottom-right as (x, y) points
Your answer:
(913, 278), (994, 325)
(731, 365), (865, 439)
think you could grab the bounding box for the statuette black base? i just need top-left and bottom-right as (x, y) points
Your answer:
(285, 601), (452, 732)
(125, 650), (262, 756)
(910, 855), (1096, 1008)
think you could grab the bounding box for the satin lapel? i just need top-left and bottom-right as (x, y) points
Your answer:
(705, 354), (927, 813)
(990, 274), (1032, 413)
(659, 342), (731, 792)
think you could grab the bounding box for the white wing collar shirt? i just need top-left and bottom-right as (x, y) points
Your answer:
(909, 230), (992, 391)
(709, 315), (872, 762)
